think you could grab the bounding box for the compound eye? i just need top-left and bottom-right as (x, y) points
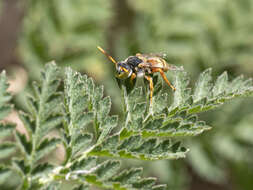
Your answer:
(116, 65), (123, 73)
(115, 65), (131, 79)
(117, 70), (122, 75)
(117, 62), (129, 72)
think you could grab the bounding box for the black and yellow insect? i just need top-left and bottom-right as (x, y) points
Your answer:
(97, 46), (181, 105)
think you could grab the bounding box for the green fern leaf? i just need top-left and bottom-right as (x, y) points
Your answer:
(193, 68), (213, 102)
(2, 63), (252, 189)
(70, 157), (97, 171)
(97, 115), (118, 144)
(0, 166), (12, 184)
(0, 71), (12, 120)
(18, 112), (35, 136)
(71, 133), (93, 156)
(72, 184), (90, 190)
(94, 160), (121, 181)
(63, 67), (119, 159)
(212, 71), (229, 96)
(111, 168), (143, 185)
(15, 131), (32, 155)
(88, 134), (188, 160)
(11, 63), (64, 189)
(35, 138), (61, 162)
(42, 182), (61, 190)
(0, 123), (15, 139)
(171, 68), (253, 115)
(171, 71), (191, 108)
(66, 160), (166, 190)
(63, 68), (94, 159)
(12, 158), (30, 175)
(0, 142), (16, 159)
(31, 163), (54, 178)
(24, 62), (63, 147)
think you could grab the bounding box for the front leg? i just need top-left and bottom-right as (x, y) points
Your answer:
(144, 75), (154, 106)
(143, 75), (155, 122)
(130, 73), (136, 83)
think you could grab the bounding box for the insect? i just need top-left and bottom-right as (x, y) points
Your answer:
(97, 46), (181, 106)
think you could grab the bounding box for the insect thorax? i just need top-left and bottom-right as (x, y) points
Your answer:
(126, 56), (143, 69)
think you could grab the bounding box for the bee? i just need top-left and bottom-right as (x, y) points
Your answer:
(97, 46), (182, 106)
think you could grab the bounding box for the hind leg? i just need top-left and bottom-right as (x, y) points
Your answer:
(144, 75), (154, 106)
(155, 68), (176, 91)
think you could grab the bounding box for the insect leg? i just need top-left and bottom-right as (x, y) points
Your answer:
(128, 73), (136, 87)
(158, 69), (176, 91)
(145, 75), (154, 106)
(130, 73), (136, 81)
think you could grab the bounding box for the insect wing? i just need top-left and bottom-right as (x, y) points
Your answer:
(136, 53), (167, 59)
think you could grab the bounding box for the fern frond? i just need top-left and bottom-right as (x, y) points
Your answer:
(0, 165), (13, 185)
(60, 158), (167, 190)
(0, 71), (12, 120)
(63, 68), (94, 161)
(63, 67), (188, 162)
(0, 123), (15, 139)
(1, 63), (252, 189)
(88, 134), (187, 160)
(171, 69), (253, 115)
(0, 71), (16, 160)
(13, 63), (64, 185)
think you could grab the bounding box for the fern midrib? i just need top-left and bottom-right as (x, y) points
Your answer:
(30, 77), (48, 168)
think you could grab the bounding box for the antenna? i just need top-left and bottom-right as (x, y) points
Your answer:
(97, 46), (117, 65)
(97, 46), (129, 73)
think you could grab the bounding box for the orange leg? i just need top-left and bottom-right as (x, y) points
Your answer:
(130, 73), (136, 81)
(145, 75), (154, 106)
(156, 69), (176, 91)
(129, 73), (136, 86)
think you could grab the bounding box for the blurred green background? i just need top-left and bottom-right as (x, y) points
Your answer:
(1, 0), (253, 189)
